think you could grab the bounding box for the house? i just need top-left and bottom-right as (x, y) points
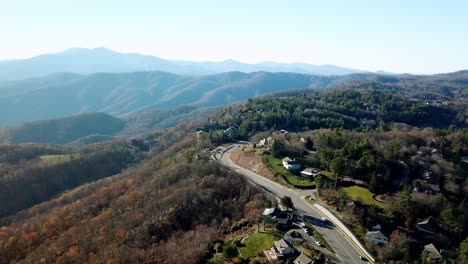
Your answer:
(282, 157), (301, 171)
(262, 208), (291, 226)
(423, 243), (442, 260)
(264, 239), (295, 260)
(258, 137), (275, 149)
(422, 171), (439, 185)
(417, 216), (436, 234)
(263, 208), (282, 218)
(224, 125), (240, 135)
(300, 168), (319, 179)
(294, 253), (314, 264)
(258, 138), (267, 147)
(366, 231), (388, 246)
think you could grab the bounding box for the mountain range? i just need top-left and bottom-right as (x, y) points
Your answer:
(0, 71), (374, 127)
(0, 48), (377, 81)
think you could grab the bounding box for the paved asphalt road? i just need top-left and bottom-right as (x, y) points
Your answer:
(217, 144), (370, 264)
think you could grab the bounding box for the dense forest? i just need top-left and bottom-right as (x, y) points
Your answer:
(207, 88), (466, 145)
(0, 120), (201, 223)
(0, 130), (269, 263)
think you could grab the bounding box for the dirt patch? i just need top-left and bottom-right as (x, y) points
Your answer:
(230, 147), (277, 181)
(374, 194), (392, 203)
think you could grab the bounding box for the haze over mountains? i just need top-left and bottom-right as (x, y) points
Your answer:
(0, 47), (465, 138)
(0, 48), (375, 82)
(0, 71), (374, 127)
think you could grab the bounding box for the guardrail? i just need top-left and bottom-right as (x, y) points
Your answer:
(313, 203), (375, 263)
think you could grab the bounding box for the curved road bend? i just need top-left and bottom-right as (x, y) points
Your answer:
(217, 145), (371, 264)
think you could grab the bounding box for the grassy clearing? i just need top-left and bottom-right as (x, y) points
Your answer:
(342, 186), (389, 209)
(265, 156), (315, 187)
(239, 226), (284, 259)
(39, 154), (80, 166)
(304, 222), (334, 253)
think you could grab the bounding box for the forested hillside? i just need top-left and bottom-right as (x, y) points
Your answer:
(0, 123), (268, 264)
(0, 113), (125, 144)
(0, 119), (200, 222)
(0, 142), (142, 221)
(208, 88), (466, 145)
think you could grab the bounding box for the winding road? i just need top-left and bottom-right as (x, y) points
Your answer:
(215, 144), (374, 264)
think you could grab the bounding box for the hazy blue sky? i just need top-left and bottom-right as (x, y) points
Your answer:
(1, 0), (467, 74)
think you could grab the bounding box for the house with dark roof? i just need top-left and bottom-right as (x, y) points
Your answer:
(417, 216), (436, 234)
(282, 157), (301, 171)
(262, 208), (291, 226)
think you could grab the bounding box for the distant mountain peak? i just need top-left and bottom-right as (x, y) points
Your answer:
(62, 47), (115, 54)
(0, 48), (381, 81)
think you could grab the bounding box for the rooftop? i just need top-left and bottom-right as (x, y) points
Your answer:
(366, 231), (387, 240)
(294, 253), (313, 264)
(424, 243), (442, 259)
(275, 239), (291, 251)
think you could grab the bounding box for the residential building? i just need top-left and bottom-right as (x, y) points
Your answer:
(262, 208), (290, 226)
(264, 239), (295, 260)
(417, 216), (436, 234)
(300, 168), (319, 179)
(282, 157), (301, 171)
(423, 243), (442, 261)
(294, 253), (314, 264)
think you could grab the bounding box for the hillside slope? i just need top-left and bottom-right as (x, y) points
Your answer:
(0, 125), (268, 264)
(0, 113), (125, 144)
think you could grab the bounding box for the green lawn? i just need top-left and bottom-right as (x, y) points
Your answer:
(265, 156), (315, 187)
(342, 186), (389, 209)
(239, 227), (284, 259)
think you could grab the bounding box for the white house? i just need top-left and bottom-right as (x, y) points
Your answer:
(366, 231), (388, 245)
(282, 157), (301, 171)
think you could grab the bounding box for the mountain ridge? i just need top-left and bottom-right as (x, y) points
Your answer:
(0, 47), (378, 81)
(0, 71), (375, 126)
